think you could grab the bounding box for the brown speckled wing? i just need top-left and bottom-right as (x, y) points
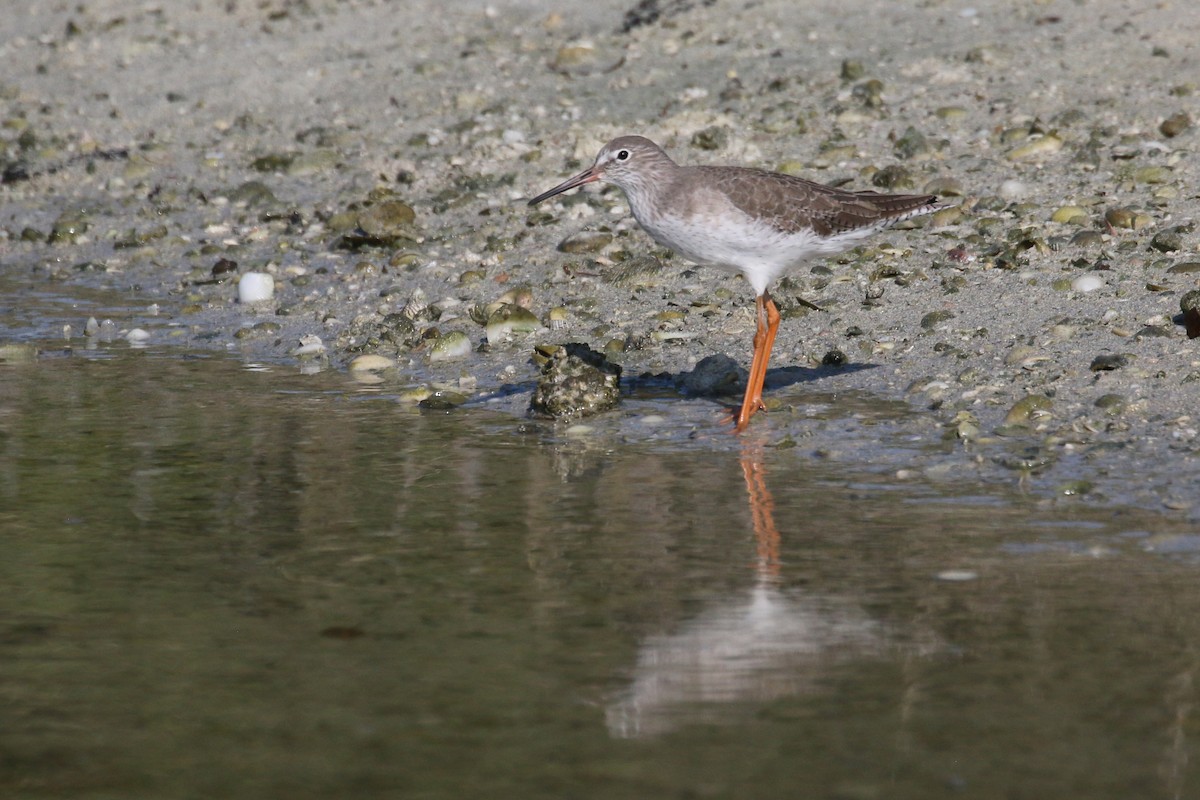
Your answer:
(692, 166), (939, 237)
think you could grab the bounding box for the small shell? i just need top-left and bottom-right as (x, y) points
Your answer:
(428, 331), (471, 362)
(546, 306), (569, 330)
(497, 285), (535, 309)
(401, 288), (428, 320)
(291, 335), (327, 358)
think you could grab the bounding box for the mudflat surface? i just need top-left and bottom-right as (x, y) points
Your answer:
(2, 0), (1198, 516)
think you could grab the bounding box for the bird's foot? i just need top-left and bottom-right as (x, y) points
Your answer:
(726, 398), (768, 433)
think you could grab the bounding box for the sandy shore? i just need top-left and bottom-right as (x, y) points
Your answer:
(2, 0), (1198, 517)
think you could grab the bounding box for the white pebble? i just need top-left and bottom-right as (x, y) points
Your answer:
(125, 328), (151, 345)
(238, 272), (275, 303)
(1071, 274), (1105, 293)
(291, 335), (326, 357)
(998, 179), (1027, 200)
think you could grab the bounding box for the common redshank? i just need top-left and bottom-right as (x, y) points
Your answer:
(528, 135), (940, 432)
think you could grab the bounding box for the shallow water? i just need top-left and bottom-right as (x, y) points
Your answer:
(2, 343), (1199, 800)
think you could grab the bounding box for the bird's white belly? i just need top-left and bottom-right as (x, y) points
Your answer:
(634, 206), (872, 295)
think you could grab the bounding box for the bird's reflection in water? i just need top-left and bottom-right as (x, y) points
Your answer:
(606, 442), (886, 739)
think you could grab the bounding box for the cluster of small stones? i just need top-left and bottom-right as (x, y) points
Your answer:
(529, 343), (623, 419)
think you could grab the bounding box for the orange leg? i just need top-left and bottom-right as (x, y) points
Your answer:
(734, 291), (781, 432)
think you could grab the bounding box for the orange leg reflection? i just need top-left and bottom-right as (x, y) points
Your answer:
(739, 443), (780, 580)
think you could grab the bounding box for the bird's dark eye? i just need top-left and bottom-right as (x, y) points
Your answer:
(616, 149), (630, 161)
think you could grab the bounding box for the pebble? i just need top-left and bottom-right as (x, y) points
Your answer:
(428, 331), (471, 362)
(691, 126), (729, 151)
(564, 424), (595, 436)
(485, 304), (543, 343)
(992, 445), (1056, 473)
(1180, 290), (1200, 338)
(1090, 353), (1130, 371)
(893, 126), (931, 160)
(1050, 206), (1088, 224)
(397, 386), (433, 403)
(496, 286), (534, 309)
(935, 105), (969, 120)
(1104, 208), (1139, 230)
(1006, 134), (1062, 161)
(675, 354), (745, 396)
(125, 328), (151, 345)
(458, 269), (486, 286)
(1004, 345), (1048, 368)
(212, 258), (238, 279)
(1071, 274), (1105, 293)
(1048, 324), (1077, 341)
(1181, 290), (1200, 314)
(949, 411), (980, 441)
(1004, 394), (1052, 426)
(1134, 324), (1172, 339)
(349, 354), (394, 372)
(1151, 228), (1185, 253)
(1160, 112), (1192, 138)
(227, 180), (277, 207)
(291, 335), (326, 358)
(558, 230), (613, 253)
(920, 309), (956, 330)
(1094, 393), (1126, 415)
(998, 179), (1027, 200)
(1133, 165), (1172, 184)
(550, 42), (606, 75)
(286, 149), (338, 176)
(822, 349), (848, 366)
(923, 177), (964, 196)
(1070, 230), (1105, 247)
(48, 209), (89, 244)
(357, 200), (419, 243)
(872, 165), (917, 190)
(930, 207), (963, 227)
(418, 390), (468, 410)
(604, 255), (667, 288)
(238, 272), (275, 303)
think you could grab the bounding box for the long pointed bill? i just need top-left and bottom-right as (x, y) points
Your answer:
(527, 166), (602, 206)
